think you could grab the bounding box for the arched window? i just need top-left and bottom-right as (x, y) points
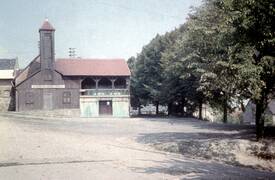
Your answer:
(81, 78), (96, 89)
(114, 78), (126, 89)
(98, 78), (112, 89)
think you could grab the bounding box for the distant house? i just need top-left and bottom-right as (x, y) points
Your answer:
(0, 58), (18, 111)
(267, 100), (275, 125)
(15, 20), (131, 117)
(243, 100), (275, 125)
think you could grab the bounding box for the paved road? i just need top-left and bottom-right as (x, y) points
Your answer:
(0, 113), (274, 179)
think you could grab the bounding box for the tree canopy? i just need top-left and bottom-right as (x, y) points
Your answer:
(128, 0), (275, 139)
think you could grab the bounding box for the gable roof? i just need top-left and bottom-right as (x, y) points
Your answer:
(55, 58), (131, 76)
(0, 59), (17, 70)
(15, 57), (130, 86)
(15, 56), (41, 86)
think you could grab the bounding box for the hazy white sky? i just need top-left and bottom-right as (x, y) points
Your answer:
(0, 0), (202, 67)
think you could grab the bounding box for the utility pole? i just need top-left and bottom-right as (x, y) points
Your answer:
(68, 48), (76, 58)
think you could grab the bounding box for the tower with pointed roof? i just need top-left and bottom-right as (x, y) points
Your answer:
(14, 19), (130, 116)
(39, 19), (55, 71)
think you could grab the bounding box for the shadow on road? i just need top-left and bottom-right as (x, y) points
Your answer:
(129, 158), (275, 179)
(138, 117), (256, 142)
(137, 131), (255, 145)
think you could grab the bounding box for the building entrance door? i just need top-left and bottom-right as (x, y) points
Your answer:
(99, 100), (112, 115)
(43, 92), (53, 110)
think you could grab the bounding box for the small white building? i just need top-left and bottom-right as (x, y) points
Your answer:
(0, 58), (18, 111)
(243, 100), (275, 125)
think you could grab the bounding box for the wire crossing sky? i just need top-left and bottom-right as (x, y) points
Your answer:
(0, 0), (202, 67)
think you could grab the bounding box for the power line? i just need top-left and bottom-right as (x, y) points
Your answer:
(68, 48), (76, 58)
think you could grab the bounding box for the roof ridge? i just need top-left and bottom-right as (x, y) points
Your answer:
(55, 58), (130, 76)
(56, 58), (125, 60)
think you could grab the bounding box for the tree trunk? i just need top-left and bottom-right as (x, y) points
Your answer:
(155, 101), (159, 115)
(255, 83), (271, 140)
(168, 102), (172, 116)
(181, 97), (185, 117)
(240, 101), (245, 112)
(256, 99), (265, 140)
(138, 105), (141, 115)
(199, 100), (203, 120)
(223, 97), (227, 123)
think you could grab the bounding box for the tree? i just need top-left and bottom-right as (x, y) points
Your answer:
(128, 57), (140, 113)
(128, 55), (151, 114)
(131, 34), (174, 115)
(129, 0), (275, 139)
(141, 35), (165, 114)
(161, 0), (240, 121)
(226, 0), (275, 139)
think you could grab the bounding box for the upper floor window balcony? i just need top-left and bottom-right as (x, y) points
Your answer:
(81, 78), (96, 89)
(80, 77), (129, 97)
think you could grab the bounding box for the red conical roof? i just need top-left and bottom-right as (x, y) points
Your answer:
(39, 19), (55, 31)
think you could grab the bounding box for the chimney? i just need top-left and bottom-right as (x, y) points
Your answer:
(39, 19), (55, 70)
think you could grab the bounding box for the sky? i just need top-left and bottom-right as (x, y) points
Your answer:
(0, 0), (202, 68)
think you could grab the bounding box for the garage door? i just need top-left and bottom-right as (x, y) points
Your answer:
(99, 100), (112, 115)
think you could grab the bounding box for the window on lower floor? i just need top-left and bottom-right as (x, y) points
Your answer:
(25, 92), (34, 104)
(63, 91), (71, 104)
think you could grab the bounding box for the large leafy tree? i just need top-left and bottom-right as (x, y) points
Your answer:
(183, 0), (275, 137)
(127, 56), (141, 113)
(131, 34), (174, 114)
(128, 55), (151, 114)
(162, 0), (242, 121)
(227, 0), (275, 138)
(129, 0), (275, 140)
(141, 35), (166, 114)
(161, 25), (205, 117)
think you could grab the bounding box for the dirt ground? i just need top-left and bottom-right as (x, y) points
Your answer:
(0, 112), (275, 180)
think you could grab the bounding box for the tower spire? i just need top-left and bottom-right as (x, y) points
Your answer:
(39, 19), (55, 32)
(39, 19), (55, 71)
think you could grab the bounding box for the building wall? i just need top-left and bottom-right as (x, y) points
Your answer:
(16, 70), (80, 111)
(0, 80), (14, 112)
(0, 79), (12, 86)
(243, 100), (275, 125)
(80, 96), (130, 117)
(242, 101), (256, 124)
(16, 70), (131, 116)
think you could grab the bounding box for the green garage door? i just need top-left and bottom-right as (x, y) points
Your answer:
(113, 101), (129, 117)
(80, 101), (99, 117)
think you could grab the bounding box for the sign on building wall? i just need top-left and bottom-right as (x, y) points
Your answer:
(31, 85), (65, 89)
